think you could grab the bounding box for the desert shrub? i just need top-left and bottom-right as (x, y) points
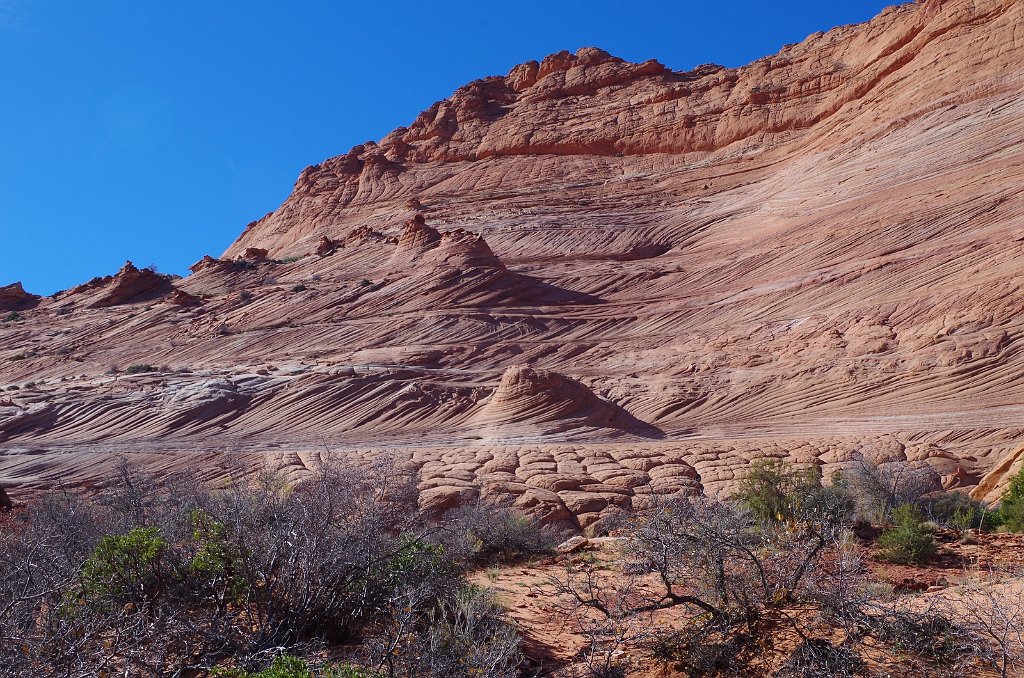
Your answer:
(734, 459), (854, 527)
(996, 465), (1024, 532)
(239, 290), (254, 303)
(291, 284), (307, 292)
(212, 654), (370, 677)
(4, 311), (21, 322)
(551, 491), (864, 676)
(843, 456), (942, 523)
(776, 638), (865, 678)
(925, 491), (998, 534)
(364, 585), (522, 678)
(443, 502), (563, 565)
(0, 458), (522, 677)
(80, 526), (167, 601)
(734, 458), (821, 523)
(867, 608), (980, 668)
(877, 504), (937, 564)
(124, 363), (158, 374)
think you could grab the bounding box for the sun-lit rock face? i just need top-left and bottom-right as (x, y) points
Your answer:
(4, 0), (1024, 524)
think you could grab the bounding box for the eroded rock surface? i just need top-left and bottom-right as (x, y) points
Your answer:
(3, 0), (1024, 524)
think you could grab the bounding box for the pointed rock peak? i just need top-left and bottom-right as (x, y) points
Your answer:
(61, 260), (176, 308)
(316, 235), (339, 256)
(428, 228), (505, 270)
(395, 214), (442, 254)
(537, 47), (620, 78)
(190, 255), (227, 274)
(166, 289), (202, 307)
(0, 282), (41, 311)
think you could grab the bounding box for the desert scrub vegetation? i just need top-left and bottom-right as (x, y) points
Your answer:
(546, 457), (1024, 677)
(0, 458), (528, 677)
(124, 363), (158, 374)
(877, 504), (938, 564)
(994, 463), (1024, 532)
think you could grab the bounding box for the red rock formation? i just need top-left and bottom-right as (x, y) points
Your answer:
(0, 283), (40, 312)
(241, 247), (269, 262)
(316, 235), (338, 256)
(3, 0), (1024, 522)
(167, 289), (202, 306)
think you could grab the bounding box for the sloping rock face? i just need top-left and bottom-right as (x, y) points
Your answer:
(3, 0), (1024, 524)
(60, 261), (177, 308)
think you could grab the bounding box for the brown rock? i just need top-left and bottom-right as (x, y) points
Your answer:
(316, 235), (338, 256)
(167, 289), (202, 306)
(555, 535), (589, 554)
(0, 282), (40, 312)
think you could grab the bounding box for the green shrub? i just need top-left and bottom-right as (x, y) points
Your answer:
(996, 464), (1024, 532)
(927, 491), (999, 534)
(877, 504), (937, 564)
(734, 458), (828, 524)
(4, 312), (21, 322)
(80, 526), (166, 600)
(291, 284), (307, 292)
(124, 364), (157, 374)
(212, 655), (313, 678)
(446, 503), (563, 565)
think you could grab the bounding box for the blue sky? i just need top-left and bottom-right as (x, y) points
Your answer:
(1, 1), (902, 295)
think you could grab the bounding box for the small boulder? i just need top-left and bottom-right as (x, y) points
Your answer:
(167, 289), (202, 306)
(316, 235), (338, 256)
(555, 535), (589, 554)
(0, 487), (12, 511)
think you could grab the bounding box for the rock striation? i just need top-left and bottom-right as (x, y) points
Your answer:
(3, 0), (1024, 524)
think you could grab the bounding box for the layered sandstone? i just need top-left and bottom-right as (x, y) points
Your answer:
(2, 0), (1024, 525)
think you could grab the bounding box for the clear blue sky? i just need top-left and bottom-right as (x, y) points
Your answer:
(1, 1), (902, 295)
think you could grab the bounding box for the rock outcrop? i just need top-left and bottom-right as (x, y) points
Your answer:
(0, 283), (40, 312)
(473, 366), (656, 438)
(3, 0), (1024, 523)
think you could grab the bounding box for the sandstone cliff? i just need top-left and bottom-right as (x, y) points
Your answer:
(2, 0), (1024, 526)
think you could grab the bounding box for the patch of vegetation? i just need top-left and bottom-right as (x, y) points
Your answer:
(0, 459), (526, 677)
(124, 364), (158, 375)
(290, 284), (307, 292)
(4, 312), (22, 322)
(996, 464), (1024, 532)
(8, 350), (36, 362)
(877, 504), (937, 564)
(734, 458), (824, 523)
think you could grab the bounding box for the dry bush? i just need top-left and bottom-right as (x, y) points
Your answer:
(545, 461), (1017, 677)
(841, 456), (942, 523)
(0, 457), (524, 677)
(442, 500), (568, 565)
